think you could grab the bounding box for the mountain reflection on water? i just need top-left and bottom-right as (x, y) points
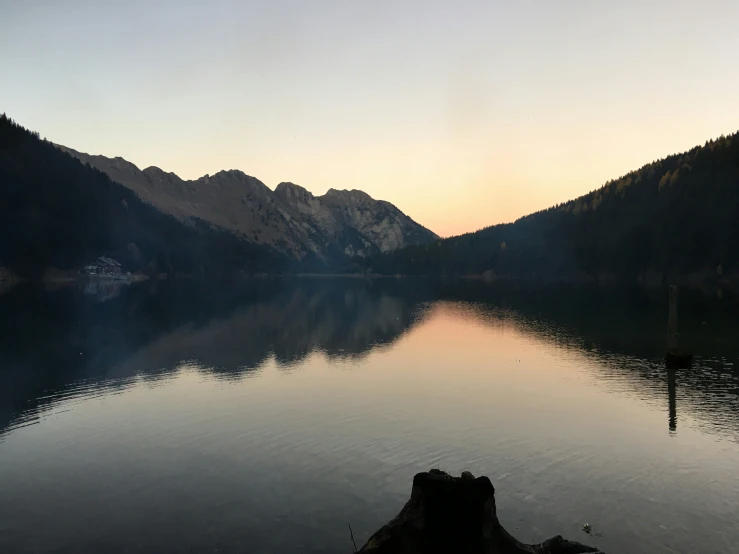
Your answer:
(2, 278), (739, 554)
(2, 278), (738, 444)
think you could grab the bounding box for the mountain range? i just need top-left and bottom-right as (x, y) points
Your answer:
(58, 146), (437, 264)
(0, 113), (436, 279)
(3, 112), (738, 284)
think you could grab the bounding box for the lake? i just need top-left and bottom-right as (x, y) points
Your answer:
(1, 278), (738, 553)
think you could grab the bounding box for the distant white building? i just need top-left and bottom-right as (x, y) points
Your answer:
(84, 256), (123, 277)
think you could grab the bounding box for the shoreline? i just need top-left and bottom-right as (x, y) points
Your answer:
(5, 266), (738, 294)
(41, 271), (150, 285)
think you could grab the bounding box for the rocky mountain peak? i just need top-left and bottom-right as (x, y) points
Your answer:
(202, 170), (271, 193)
(58, 145), (439, 263)
(143, 165), (171, 176)
(275, 182), (314, 202)
(322, 188), (373, 205)
(110, 156), (138, 168)
(142, 166), (182, 184)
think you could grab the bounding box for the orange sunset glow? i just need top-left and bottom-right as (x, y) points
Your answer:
(3, 2), (739, 236)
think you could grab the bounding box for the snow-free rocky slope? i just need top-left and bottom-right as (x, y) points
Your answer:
(59, 146), (438, 263)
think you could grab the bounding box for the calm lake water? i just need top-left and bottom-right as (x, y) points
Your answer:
(1, 279), (738, 553)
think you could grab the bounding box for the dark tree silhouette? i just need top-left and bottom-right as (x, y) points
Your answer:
(0, 114), (286, 279)
(370, 132), (739, 281)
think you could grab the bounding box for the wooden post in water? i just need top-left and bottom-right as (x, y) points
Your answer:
(667, 286), (679, 354)
(665, 285), (692, 368)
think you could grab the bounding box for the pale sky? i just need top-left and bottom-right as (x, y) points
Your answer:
(2, 0), (739, 237)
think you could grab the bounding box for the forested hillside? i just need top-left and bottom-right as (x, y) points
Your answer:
(0, 114), (285, 278)
(371, 132), (739, 282)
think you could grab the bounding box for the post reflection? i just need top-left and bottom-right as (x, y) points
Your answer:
(668, 369), (677, 435)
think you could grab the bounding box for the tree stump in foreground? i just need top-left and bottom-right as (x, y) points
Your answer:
(359, 470), (604, 554)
